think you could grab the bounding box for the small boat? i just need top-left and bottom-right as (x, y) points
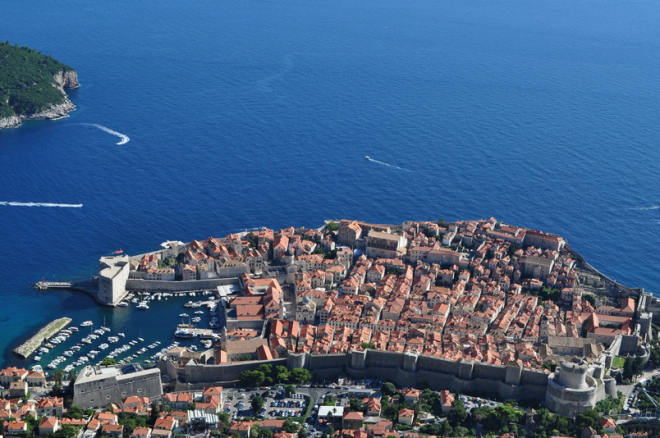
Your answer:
(192, 317), (201, 323)
(365, 156), (371, 160)
(194, 311), (204, 315)
(80, 321), (93, 327)
(69, 327), (79, 332)
(136, 302), (149, 310)
(180, 313), (189, 317)
(117, 302), (128, 307)
(34, 356), (41, 361)
(118, 332), (125, 337)
(174, 329), (195, 339)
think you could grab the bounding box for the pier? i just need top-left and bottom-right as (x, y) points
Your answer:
(34, 279), (99, 297)
(13, 317), (71, 359)
(34, 281), (73, 290)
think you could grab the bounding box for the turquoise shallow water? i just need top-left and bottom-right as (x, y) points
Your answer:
(1, 0), (660, 368)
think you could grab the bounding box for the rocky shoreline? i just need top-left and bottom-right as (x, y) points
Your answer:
(0, 69), (79, 129)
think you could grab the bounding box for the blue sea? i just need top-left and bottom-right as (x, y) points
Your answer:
(1, 0), (660, 369)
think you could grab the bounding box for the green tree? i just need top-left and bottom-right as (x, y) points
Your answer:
(381, 382), (397, 396)
(65, 405), (84, 419)
(583, 294), (596, 306)
(275, 366), (290, 383)
(282, 419), (299, 433)
(257, 364), (273, 376)
(53, 369), (65, 388)
(348, 398), (363, 412)
(288, 368), (311, 384)
(239, 370), (265, 387)
(633, 357), (645, 381)
(254, 426), (273, 438)
(326, 222), (339, 232)
(285, 385), (296, 397)
(447, 399), (467, 427)
(252, 395), (264, 413)
(101, 357), (117, 366)
(576, 408), (602, 433)
(623, 357), (634, 381)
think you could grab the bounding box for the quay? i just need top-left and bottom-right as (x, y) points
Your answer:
(13, 317), (71, 359)
(34, 281), (73, 290)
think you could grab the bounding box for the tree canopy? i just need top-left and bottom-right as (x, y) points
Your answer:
(0, 41), (74, 118)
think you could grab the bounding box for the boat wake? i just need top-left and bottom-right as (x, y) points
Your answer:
(365, 156), (410, 172)
(82, 123), (130, 145)
(0, 201), (83, 208)
(631, 205), (660, 211)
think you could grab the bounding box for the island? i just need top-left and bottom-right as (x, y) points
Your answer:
(0, 41), (79, 129)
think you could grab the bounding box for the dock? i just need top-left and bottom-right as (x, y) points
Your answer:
(34, 281), (73, 290)
(13, 317), (72, 359)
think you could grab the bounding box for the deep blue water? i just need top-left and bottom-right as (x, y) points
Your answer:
(1, 0), (660, 368)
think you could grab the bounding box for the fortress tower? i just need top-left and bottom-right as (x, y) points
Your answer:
(545, 360), (600, 417)
(97, 255), (130, 306)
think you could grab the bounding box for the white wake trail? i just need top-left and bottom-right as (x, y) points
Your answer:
(0, 201), (83, 208)
(632, 206), (660, 211)
(83, 123), (130, 145)
(365, 157), (410, 172)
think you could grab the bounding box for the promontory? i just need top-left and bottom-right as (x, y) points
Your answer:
(0, 41), (79, 129)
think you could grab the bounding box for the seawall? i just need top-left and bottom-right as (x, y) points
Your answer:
(13, 317), (71, 359)
(126, 277), (238, 293)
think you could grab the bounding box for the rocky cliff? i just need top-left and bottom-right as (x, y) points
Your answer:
(0, 69), (80, 129)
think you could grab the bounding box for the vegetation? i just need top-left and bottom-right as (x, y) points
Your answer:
(101, 357), (117, 366)
(0, 41), (74, 118)
(529, 408), (574, 438)
(522, 286), (562, 303)
(348, 398), (363, 412)
(595, 392), (624, 415)
(471, 404), (524, 437)
(622, 356), (644, 382)
(326, 221), (339, 232)
(611, 356), (626, 369)
(238, 366), (311, 387)
(322, 395), (336, 406)
(117, 412), (148, 438)
(381, 382), (397, 396)
(252, 395), (264, 412)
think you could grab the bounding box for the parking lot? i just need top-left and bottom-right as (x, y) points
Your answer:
(223, 387), (310, 421)
(459, 395), (502, 411)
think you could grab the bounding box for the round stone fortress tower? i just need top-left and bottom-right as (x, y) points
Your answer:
(545, 360), (600, 417)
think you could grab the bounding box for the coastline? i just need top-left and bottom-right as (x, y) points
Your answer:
(0, 69), (79, 129)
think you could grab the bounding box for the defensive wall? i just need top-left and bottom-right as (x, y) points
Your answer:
(172, 349), (549, 401)
(159, 357), (288, 391)
(126, 277), (238, 293)
(565, 244), (645, 297)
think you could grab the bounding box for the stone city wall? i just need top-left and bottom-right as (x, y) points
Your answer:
(177, 349), (549, 401)
(126, 277), (238, 293)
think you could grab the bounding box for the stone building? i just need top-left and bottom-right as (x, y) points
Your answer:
(545, 360), (603, 417)
(73, 365), (162, 409)
(98, 255), (130, 306)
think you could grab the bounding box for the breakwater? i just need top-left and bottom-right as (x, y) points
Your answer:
(13, 317), (71, 359)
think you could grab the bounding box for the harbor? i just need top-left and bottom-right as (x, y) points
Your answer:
(6, 290), (226, 375)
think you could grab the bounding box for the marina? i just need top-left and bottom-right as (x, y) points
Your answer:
(8, 291), (226, 374)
